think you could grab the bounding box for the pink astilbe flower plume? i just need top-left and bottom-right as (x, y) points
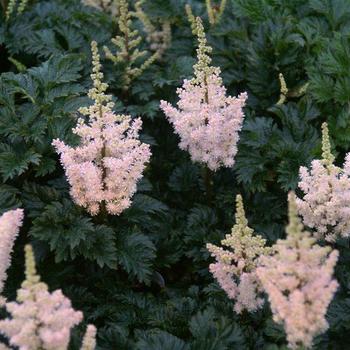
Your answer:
(0, 245), (84, 350)
(206, 195), (270, 313)
(296, 122), (350, 241)
(52, 41), (151, 216)
(257, 193), (339, 349)
(0, 209), (24, 303)
(160, 17), (247, 171)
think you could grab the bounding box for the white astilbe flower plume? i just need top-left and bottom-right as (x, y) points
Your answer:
(296, 122), (350, 241)
(81, 325), (97, 350)
(52, 41), (151, 216)
(257, 193), (339, 349)
(206, 195), (270, 313)
(160, 17), (247, 171)
(0, 209), (24, 303)
(0, 245), (83, 350)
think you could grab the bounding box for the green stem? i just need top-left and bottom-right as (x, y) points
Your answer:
(97, 104), (108, 224)
(203, 165), (213, 204)
(96, 202), (108, 224)
(0, 0), (7, 10)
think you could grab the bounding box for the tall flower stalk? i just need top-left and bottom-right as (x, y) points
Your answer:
(160, 17), (247, 172)
(82, 0), (119, 14)
(0, 209), (23, 304)
(257, 193), (339, 349)
(0, 245), (84, 350)
(103, 0), (159, 91)
(134, 0), (171, 59)
(53, 41), (151, 216)
(296, 122), (350, 241)
(206, 0), (227, 26)
(207, 195), (270, 313)
(81, 325), (97, 350)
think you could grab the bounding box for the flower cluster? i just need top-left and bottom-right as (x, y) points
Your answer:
(81, 325), (97, 350)
(257, 193), (339, 349)
(0, 209), (23, 302)
(53, 41), (151, 216)
(103, 0), (159, 91)
(185, 4), (197, 34)
(82, 0), (119, 15)
(0, 245), (84, 350)
(277, 73), (288, 105)
(134, 1), (172, 58)
(207, 195), (270, 313)
(5, 0), (28, 20)
(160, 17), (247, 171)
(206, 0), (227, 26)
(296, 122), (350, 241)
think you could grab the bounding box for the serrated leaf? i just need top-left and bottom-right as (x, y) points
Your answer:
(115, 231), (156, 284)
(136, 330), (188, 350)
(0, 185), (22, 215)
(0, 143), (41, 180)
(30, 199), (118, 268)
(189, 308), (246, 350)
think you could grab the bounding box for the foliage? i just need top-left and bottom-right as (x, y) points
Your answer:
(1, 0), (350, 349)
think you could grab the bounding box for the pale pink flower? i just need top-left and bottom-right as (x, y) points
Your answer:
(52, 112), (151, 216)
(297, 158), (350, 241)
(0, 209), (24, 300)
(0, 246), (83, 350)
(160, 17), (247, 171)
(81, 325), (97, 350)
(296, 123), (350, 241)
(52, 41), (151, 216)
(160, 75), (247, 171)
(207, 195), (270, 313)
(257, 193), (338, 349)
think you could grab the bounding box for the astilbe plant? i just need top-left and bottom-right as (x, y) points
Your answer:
(206, 0), (227, 26)
(185, 4), (197, 34)
(0, 209), (23, 303)
(0, 245), (84, 350)
(4, 0), (29, 20)
(257, 193), (339, 350)
(82, 0), (119, 14)
(5, 0), (16, 19)
(206, 195), (270, 314)
(296, 122), (350, 241)
(52, 41), (151, 216)
(134, 0), (172, 58)
(160, 17), (247, 171)
(103, 0), (159, 91)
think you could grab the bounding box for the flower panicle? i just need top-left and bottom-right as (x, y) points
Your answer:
(185, 4), (197, 34)
(160, 14), (247, 170)
(192, 16), (218, 84)
(103, 0), (159, 91)
(206, 195), (270, 313)
(321, 122), (335, 167)
(0, 209), (24, 299)
(257, 192), (339, 349)
(296, 124), (350, 241)
(0, 245), (86, 349)
(206, 0), (227, 26)
(134, 1), (171, 57)
(81, 325), (97, 350)
(79, 41), (114, 117)
(53, 41), (151, 216)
